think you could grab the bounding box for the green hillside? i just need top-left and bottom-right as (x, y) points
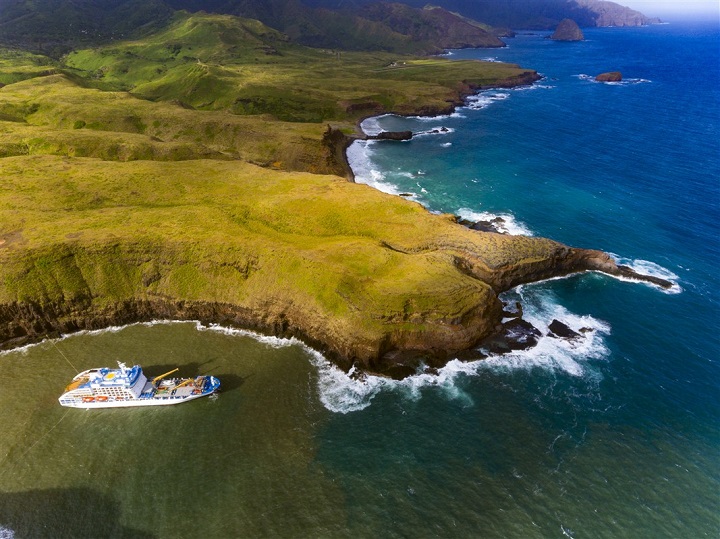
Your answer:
(63, 13), (531, 121)
(0, 10), (549, 373)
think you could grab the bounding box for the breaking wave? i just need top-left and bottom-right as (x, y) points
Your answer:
(457, 208), (534, 236)
(306, 285), (612, 413)
(465, 91), (510, 110)
(608, 254), (682, 294)
(415, 126), (455, 137)
(575, 74), (652, 85)
(346, 140), (401, 195)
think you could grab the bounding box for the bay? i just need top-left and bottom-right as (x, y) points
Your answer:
(2, 19), (719, 538)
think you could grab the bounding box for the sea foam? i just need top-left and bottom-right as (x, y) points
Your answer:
(608, 254), (682, 294)
(306, 285), (612, 413)
(457, 208), (534, 236)
(575, 74), (651, 85)
(346, 140), (402, 195)
(465, 91), (510, 110)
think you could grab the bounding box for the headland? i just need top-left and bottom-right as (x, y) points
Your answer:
(0, 13), (670, 377)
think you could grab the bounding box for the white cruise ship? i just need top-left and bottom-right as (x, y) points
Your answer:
(58, 362), (220, 408)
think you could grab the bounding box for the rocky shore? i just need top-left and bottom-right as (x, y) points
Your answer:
(0, 205), (671, 378)
(0, 68), (669, 379)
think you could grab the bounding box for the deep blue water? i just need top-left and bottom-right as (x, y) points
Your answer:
(1, 19), (718, 539)
(345, 19), (720, 537)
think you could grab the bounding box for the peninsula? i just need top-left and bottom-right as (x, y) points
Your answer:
(0, 12), (668, 377)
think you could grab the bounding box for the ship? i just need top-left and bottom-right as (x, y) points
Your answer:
(58, 362), (220, 408)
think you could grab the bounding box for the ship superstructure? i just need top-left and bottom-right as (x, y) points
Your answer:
(58, 362), (220, 408)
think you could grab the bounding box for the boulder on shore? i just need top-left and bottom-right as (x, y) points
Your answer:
(550, 19), (584, 41)
(595, 71), (623, 82)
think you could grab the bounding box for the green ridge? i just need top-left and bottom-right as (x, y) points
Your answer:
(0, 12), (554, 373)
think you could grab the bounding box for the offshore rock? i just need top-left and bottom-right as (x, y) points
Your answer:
(551, 19), (584, 41)
(596, 71), (623, 82)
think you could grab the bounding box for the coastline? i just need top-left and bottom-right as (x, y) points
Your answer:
(0, 64), (671, 378)
(342, 83), (676, 289)
(327, 68), (543, 181)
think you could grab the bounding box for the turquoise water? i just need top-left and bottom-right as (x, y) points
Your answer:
(2, 20), (719, 538)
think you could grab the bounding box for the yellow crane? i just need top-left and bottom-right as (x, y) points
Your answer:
(171, 378), (196, 391)
(151, 368), (179, 385)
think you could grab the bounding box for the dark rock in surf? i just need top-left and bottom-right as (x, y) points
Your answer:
(595, 71), (623, 82)
(548, 319), (581, 340)
(480, 318), (542, 354)
(369, 130), (413, 141)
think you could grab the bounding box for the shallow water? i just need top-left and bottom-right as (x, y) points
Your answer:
(2, 18), (719, 539)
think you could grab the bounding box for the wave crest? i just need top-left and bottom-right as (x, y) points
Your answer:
(608, 254), (682, 294)
(457, 208), (534, 236)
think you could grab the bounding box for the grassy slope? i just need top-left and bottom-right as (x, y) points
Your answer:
(0, 155), (561, 365)
(0, 14), (553, 370)
(0, 74), (338, 172)
(63, 13), (531, 121)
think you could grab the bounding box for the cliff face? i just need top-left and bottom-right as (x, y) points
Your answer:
(0, 156), (670, 376)
(551, 18), (584, 41)
(573, 0), (660, 27)
(360, 4), (506, 49)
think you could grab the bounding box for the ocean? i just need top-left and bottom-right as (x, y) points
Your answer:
(1, 19), (719, 538)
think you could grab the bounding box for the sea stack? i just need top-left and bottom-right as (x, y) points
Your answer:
(595, 71), (623, 82)
(550, 19), (584, 41)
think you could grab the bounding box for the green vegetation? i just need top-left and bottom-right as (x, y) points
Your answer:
(62, 13), (531, 121)
(0, 48), (57, 86)
(0, 11), (553, 371)
(0, 154), (562, 366)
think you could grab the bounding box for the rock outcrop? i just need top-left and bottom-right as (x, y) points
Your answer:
(368, 131), (413, 141)
(595, 71), (622, 82)
(551, 19), (584, 41)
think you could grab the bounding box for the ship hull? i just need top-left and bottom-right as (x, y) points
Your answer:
(58, 364), (220, 409)
(61, 390), (216, 409)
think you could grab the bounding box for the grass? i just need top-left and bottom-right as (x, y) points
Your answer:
(0, 155), (561, 363)
(63, 12), (535, 121)
(0, 12), (554, 369)
(0, 48), (57, 86)
(0, 74), (341, 173)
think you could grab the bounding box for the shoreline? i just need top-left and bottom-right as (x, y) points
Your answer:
(342, 82), (675, 290)
(0, 65), (672, 377)
(326, 68), (543, 182)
